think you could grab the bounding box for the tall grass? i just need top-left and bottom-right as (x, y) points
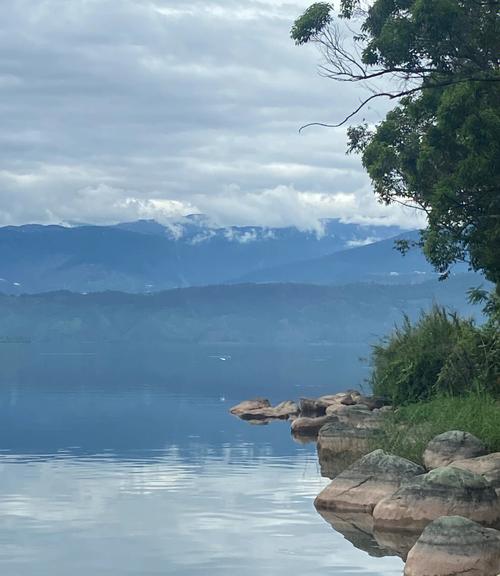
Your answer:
(370, 306), (499, 404)
(373, 393), (500, 464)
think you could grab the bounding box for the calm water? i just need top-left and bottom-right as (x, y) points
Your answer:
(0, 343), (403, 575)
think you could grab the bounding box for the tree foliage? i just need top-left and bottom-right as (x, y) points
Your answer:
(291, 0), (500, 289)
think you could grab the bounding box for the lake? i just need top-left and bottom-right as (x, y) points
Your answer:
(0, 343), (404, 575)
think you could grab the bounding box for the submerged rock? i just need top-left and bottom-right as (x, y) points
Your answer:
(404, 516), (500, 576)
(423, 430), (487, 470)
(314, 449), (424, 513)
(450, 452), (500, 494)
(373, 466), (500, 532)
(230, 398), (270, 415)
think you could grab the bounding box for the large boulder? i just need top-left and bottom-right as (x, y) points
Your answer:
(230, 398), (270, 415)
(373, 466), (500, 532)
(238, 400), (299, 421)
(314, 449), (424, 512)
(423, 430), (487, 470)
(291, 415), (335, 436)
(450, 452), (500, 494)
(404, 516), (500, 576)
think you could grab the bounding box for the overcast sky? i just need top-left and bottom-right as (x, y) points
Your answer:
(0, 0), (423, 230)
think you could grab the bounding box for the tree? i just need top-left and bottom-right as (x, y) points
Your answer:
(291, 0), (500, 291)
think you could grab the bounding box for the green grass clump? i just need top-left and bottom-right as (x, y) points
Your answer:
(372, 394), (500, 464)
(370, 306), (499, 404)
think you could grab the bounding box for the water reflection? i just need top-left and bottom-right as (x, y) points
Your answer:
(316, 510), (388, 558)
(316, 508), (418, 561)
(0, 344), (404, 575)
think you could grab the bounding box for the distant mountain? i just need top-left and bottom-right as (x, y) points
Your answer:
(0, 275), (482, 344)
(0, 217), (409, 293)
(235, 231), (444, 285)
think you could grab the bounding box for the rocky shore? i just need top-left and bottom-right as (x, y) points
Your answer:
(230, 392), (500, 576)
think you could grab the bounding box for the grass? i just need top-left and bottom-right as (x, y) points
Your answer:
(370, 306), (499, 404)
(371, 393), (500, 465)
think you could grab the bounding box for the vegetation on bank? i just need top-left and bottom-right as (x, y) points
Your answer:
(370, 306), (499, 404)
(369, 306), (500, 463)
(372, 394), (500, 465)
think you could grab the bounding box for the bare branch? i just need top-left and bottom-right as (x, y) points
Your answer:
(299, 75), (500, 132)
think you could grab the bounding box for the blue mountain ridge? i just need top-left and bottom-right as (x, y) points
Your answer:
(0, 217), (417, 293)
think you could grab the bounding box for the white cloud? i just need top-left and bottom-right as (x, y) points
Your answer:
(0, 0), (418, 230)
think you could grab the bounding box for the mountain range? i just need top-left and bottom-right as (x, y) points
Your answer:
(0, 275), (481, 344)
(0, 216), (436, 293)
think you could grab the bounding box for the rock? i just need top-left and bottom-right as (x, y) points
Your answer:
(423, 430), (487, 470)
(355, 395), (389, 411)
(373, 466), (500, 532)
(291, 415), (335, 436)
(326, 402), (369, 416)
(314, 449), (424, 512)
(317, 420), (380, 478)
(377, 405), (394, 414)
(340, 394), (357, 406)
(321, 392), (360, 405)
(404, 516), (500, 576)
(450, 452), (500, 493)
(299, 392), (359, 416)
(299, 390), (360, 416)
(326, 404), (384, 430)
(230, 398), (270, 415)
(274, 400), (299, 416)
(238, 400), (299, 421)
(299, 398), (327, 416)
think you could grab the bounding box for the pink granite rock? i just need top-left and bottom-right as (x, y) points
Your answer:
(423, 430), (487, 469)
(373, 466), (500, 532)
(404, 516), (500, 576)
(315, 449), (424, 512)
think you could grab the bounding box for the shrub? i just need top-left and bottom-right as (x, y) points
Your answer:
(370, 306), (499, 404)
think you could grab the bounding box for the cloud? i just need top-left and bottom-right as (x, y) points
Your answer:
(0, 0), (420, 229)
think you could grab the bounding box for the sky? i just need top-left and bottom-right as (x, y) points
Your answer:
(0, 0), (424, 230)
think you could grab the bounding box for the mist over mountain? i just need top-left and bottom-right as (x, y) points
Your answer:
(0, 217), (410, 293)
